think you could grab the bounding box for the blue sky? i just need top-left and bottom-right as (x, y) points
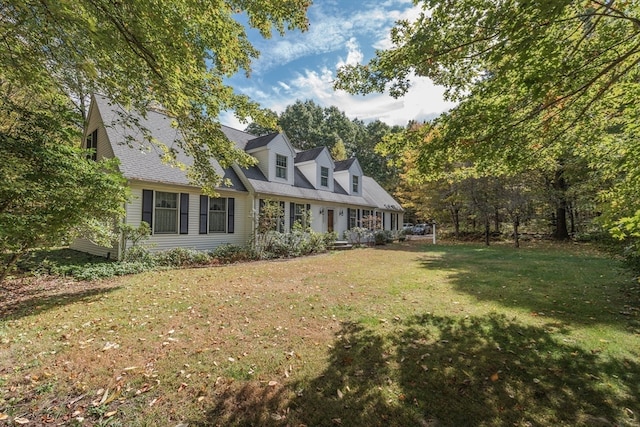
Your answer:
(220, 0), (455, 129)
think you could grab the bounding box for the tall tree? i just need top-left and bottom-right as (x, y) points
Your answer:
(336, 1), (640, 238)
(0, 83), (128, 283)
(1, 0), (310, 190)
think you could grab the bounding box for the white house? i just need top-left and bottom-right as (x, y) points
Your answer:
(71, 94), (403, 258)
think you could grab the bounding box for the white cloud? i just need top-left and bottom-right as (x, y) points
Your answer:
(251, 1), (421, 73)
(336, 38), (364, 69)
(220, 1), (452, 129)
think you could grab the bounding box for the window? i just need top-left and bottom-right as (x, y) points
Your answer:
(86, 129), (98, 161)
(294, 203), (307, 227)
(154, 192), (178, 234)
(276, 154), (288, 179)
(352, 175), (359, 193)
(320, 166), (329, 187)
(209, 197), (227, 233)
(348, 208), (357, 229)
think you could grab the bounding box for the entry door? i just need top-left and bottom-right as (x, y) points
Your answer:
(327, 209), (334, 232)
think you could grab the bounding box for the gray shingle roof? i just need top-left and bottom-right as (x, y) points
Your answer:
(92, 95), (402, 211)
(294, 147), (325, 163)
(334, 158), (357, 171)
(94, 94), (246, 192)
(245, 133), (279, 151)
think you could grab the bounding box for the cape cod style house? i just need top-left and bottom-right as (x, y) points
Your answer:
(71, 94), (403, 258)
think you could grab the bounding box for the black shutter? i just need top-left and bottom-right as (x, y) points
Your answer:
(199, 195), (208, 234)
(347, 208), (352, 230)
(382, 212), (386, 229)
(227, 198), (235, 234)
(357, 209), (361, 226)
(142, 189), (153, 230)
(180, 193), (189, 234)
(290, 202), (295, 230)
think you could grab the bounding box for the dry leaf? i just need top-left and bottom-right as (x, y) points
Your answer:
(268, 380), (278, 387)
(105, 411), (117, 418)
(490, 372), (499, 382)
(0, 414), (8, 421)
(14, 417), (30, 425)
(337, 389), (344, 399)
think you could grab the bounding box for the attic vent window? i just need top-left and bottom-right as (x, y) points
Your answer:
(352, 175), (359, 193)
(320, 166), (329, 187)
(276, 154), (287, 179)
(86, 129), (98, 161)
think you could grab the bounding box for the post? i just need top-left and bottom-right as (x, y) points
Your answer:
(432, 222), (436, 244)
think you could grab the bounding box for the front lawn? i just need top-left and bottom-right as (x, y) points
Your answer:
(1, 241), (639, 426)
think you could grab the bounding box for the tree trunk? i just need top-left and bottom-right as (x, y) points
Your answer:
(0, 252), (24, 285)
(513, 218), (520, 248)
(552, 168), (570, 240)
(554, 204), (569, 240)
(450, 206), (460, 238)
(484, 217), (490, 246)
(494, 208), (500, 233)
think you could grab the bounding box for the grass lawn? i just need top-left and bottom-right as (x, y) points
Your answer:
(1, 241), (639, 426)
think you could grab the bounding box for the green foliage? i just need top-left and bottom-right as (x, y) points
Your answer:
(0, 85), (128, 283)
(345, 227), (373, 246)
(72, 261), (152, 281)
(153, 247), (210, 267)
(210, 244), (254, 264)
(337, 1), (640, 241)
(1, 0), (310, 192)
(118, 222), (151, 260)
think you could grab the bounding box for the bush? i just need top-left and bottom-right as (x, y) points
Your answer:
(123, 245), (155, 265)
(211, 244), (253, 264)
(154, 247), (211, 267)
(72, 261), (154, 281)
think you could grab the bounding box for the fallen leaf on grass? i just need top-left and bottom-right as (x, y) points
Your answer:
(14, 417), (30, 424)
(268, 381), (278, 387)
(490, 372), (499, 382)
(0, 413), (8, 421)
(105, 411), (117, 418)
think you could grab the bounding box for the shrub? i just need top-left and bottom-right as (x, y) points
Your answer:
(211, 244), (253, 264)
(123, 245), (155, 265)
(154, 247), (211, 267)
(72, 261), (153, 281)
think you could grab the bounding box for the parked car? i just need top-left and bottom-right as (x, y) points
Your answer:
(412, 223), (432, 235)
(402, 223), (414, 234)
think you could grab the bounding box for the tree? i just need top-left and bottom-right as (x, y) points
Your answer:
(1, 0), (310, 191)
(336, 1), (640, 238)
(0, 84), (128, 283)
(331, 138), (348, 161)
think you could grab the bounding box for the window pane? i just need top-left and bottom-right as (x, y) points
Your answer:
(276, 154), (287, 179)
(154, 192), (178, 233)
(209, 197), (226, 233)
(321, 167), (329, 187)
(155, 208), (177, 233)
(156, 192), (177, 208)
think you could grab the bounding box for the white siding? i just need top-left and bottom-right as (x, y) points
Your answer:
(127, 182), (252, 253)
(268, 137), (295, 185)
(70, 238), (118, 259)
(253, 148), (270, 180)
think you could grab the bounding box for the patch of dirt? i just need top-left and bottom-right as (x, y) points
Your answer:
(0, 276), (120, 318)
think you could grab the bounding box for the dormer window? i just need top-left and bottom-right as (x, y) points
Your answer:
(352, 175), (359, 193)
(276, 154), (288, 179)
(320, 166), (329, 187)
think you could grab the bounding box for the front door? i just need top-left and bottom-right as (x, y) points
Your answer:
(327, 209), (334, 232)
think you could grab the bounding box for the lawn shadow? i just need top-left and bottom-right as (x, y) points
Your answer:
(415, 244), (640, 330)
(191, 313), (640, 426)
(0, 281), (121, 320)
